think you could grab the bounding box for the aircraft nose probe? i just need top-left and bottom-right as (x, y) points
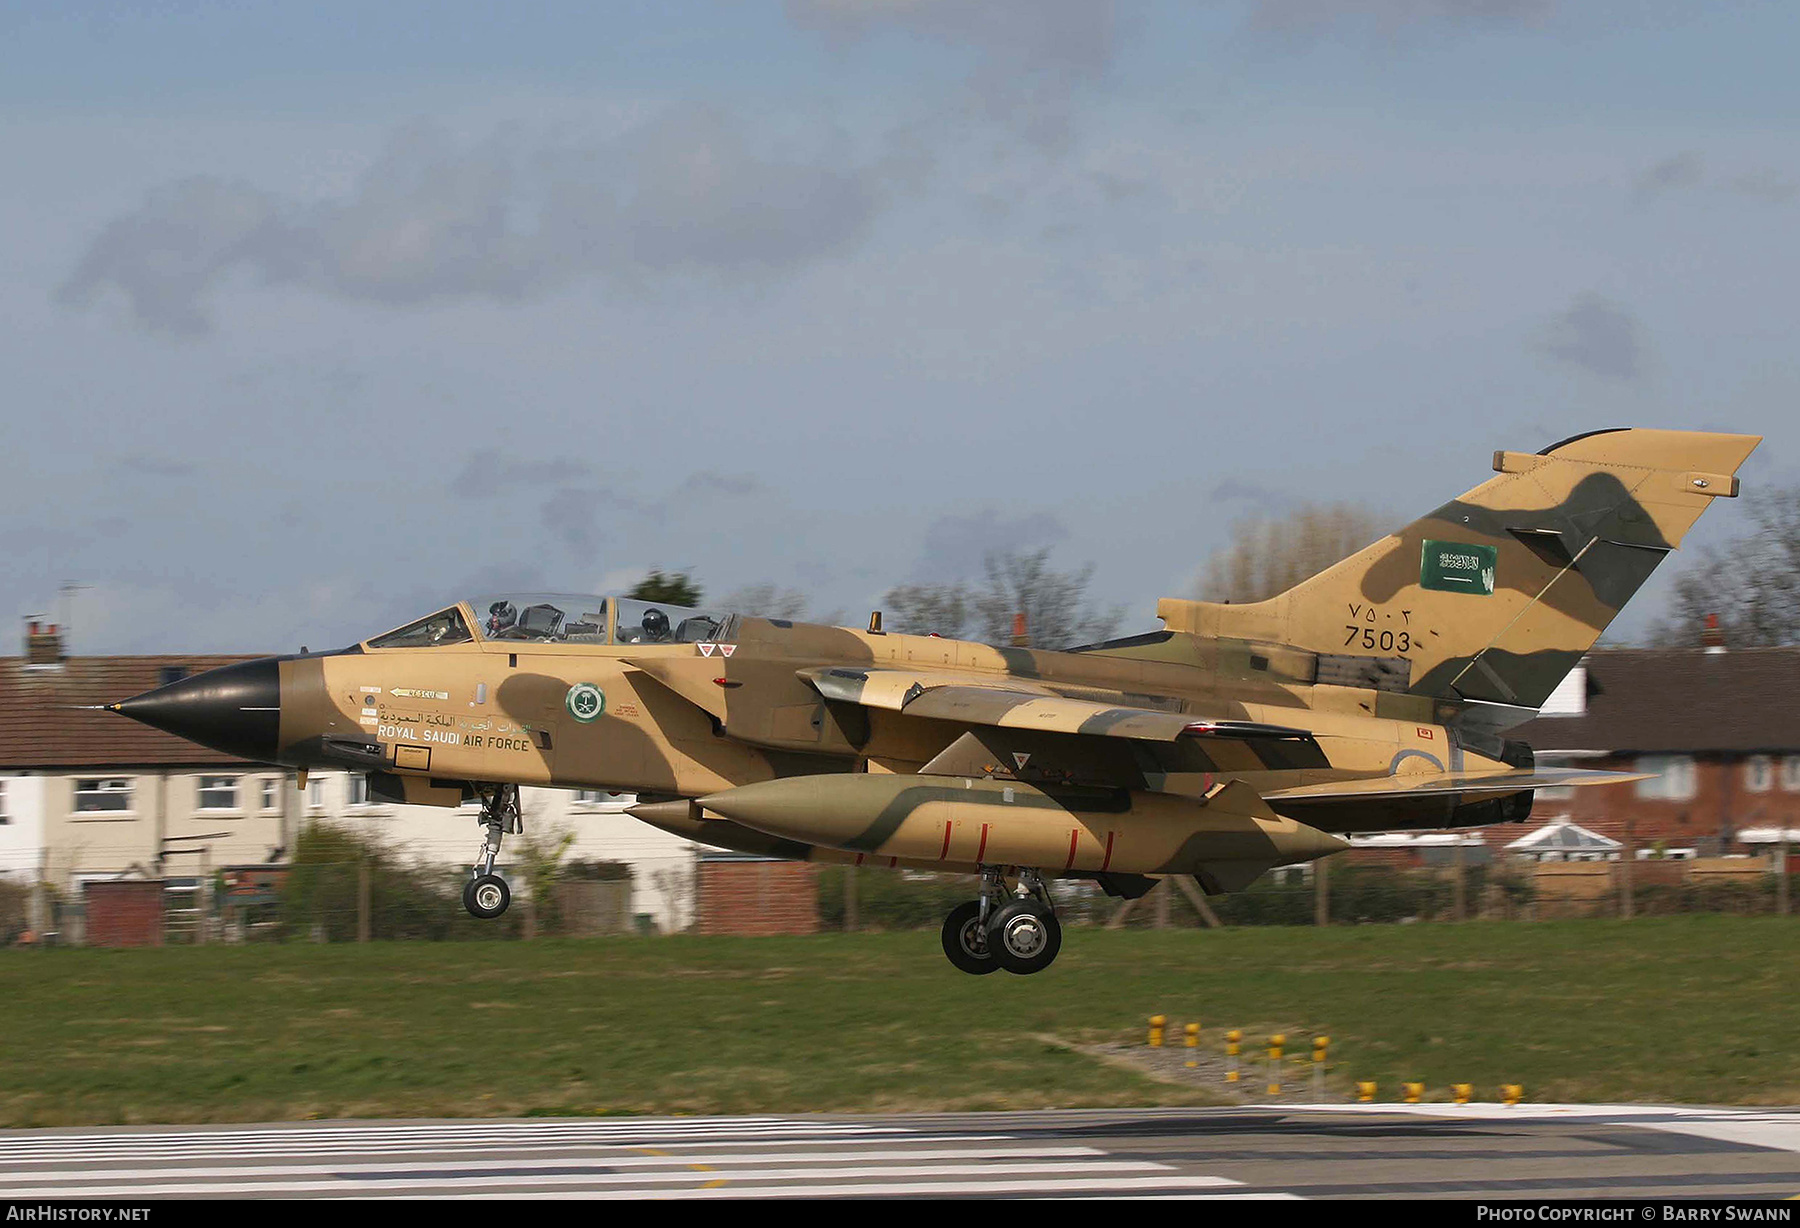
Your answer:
(106, 657), (284, 764)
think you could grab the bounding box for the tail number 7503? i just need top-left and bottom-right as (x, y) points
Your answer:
(1344, 627), (1412, 653)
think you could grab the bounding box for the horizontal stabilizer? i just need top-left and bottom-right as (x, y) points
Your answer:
(1263, 766), (1646, 806)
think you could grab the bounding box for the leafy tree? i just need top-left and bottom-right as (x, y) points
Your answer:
(628, 569), (702, 606)
(1196, 502), (1387, 604)
(1650, 487), (1800, 647)
(514, 827), (577, 935)
(884, 547), (1123, 649)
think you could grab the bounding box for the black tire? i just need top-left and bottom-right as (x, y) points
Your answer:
(940, 901), (998, 975)
(986, 900), (1061, 975)
(464, 873), (511, 919)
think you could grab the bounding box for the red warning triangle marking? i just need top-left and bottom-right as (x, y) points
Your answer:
(698, 643), (715, 657)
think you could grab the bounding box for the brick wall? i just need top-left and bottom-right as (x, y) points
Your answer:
(1544, 754), (1800, 853)
(83, 880), (164, 947)
(696, 860), (818, 936)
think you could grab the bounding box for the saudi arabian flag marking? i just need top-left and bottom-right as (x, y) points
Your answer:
(1420, 540), (1497, 595)
(565, 682), (606, 722)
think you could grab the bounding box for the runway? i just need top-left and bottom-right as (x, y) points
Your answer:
(2, 1105), (1799, 1199)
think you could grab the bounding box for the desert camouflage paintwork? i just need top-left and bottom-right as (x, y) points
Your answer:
(262, 428), (1754, 887)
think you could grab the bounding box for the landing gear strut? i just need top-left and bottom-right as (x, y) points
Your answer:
(940, 867), (1061, 976)
(463, 783), (520, 919)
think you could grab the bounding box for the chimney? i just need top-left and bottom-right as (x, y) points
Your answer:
(24, 619), (65, 666)
(1702, 613), (1727, 655)
(1010, 611), (1030, 648)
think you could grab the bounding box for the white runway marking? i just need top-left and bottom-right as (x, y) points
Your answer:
(0, 1115), (1247, 1198)
(14, 1106), (1791, 1198)
(0, 1162), (1183, 1198)
(463, 1176), (1247, 1199)
(1272, 1103), (1800, 1155)
(0, 1144), (1109, 1175)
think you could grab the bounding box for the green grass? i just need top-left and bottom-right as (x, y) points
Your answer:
(2, 916), (1796, 1126)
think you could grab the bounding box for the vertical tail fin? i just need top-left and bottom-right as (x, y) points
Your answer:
(1160, 428), (1761, 709)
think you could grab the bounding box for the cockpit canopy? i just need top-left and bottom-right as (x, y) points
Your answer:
(364, 594), (738, 649)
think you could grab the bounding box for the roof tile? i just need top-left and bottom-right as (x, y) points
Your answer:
(1517, 648), (1800, 754)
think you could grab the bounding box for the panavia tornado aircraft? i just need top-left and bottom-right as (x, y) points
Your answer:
(110, 428), (1757, 974)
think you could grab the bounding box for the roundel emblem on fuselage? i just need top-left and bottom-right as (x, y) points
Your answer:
(565, 682), (606, 723)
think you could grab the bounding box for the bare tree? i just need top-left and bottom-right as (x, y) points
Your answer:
(882, 582), (976, 640)
(1196, 502), (1387, 604)
(1650, 487), (1800, 647)
(716, 583), (810, 620)
(884, 548), (1123, 649)
(649, 863), (696, 933)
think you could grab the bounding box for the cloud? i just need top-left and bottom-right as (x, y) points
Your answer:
(1210, 478), (1289, 511)
(455, 448), (593, 493)
(1245, 0), (1556, 35)
(788, 0), (1131, 151)
(539, 486), (609, 555)
(113, 454), (198, 478)
(1632, 151), (1703, 202)
(789, 0), (1122, 77)
(673, 471), (766, 499)
(912, 509), (1070, 581)
(1535, 292), (1645, 381)
(59, 107), (888, 334)
(1731, 169), (1798, 205)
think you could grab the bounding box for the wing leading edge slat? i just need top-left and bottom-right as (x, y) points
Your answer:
(797, 666), (1319, 748)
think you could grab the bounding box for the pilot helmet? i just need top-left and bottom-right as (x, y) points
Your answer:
(487, 600), (517, 633)
(641, 607), (670, 640)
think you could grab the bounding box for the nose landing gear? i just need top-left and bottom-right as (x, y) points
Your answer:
(939, 867), (1061, 976)
(463, 783), (521, 919)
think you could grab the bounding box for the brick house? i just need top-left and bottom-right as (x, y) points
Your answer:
(1512, 646), (1800, 857)
(0, 635), (286, 925)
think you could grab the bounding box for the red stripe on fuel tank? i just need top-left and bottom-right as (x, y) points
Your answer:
(939, 821), (953, 861)
(1101, 830), (1116, 872)
(1065, 828), (1080, 870)
(976, 823), (990, 863)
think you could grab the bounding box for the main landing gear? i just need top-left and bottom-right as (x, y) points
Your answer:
(940, 867), (1061, 976)
(463, 783), (521, 919)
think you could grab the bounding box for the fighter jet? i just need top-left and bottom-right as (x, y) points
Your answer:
(110, 428), (1757, 974)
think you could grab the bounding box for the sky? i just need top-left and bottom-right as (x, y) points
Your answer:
(2, 0), (1796, 653)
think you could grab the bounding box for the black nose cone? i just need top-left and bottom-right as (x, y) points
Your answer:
(110, 657), (281, 762)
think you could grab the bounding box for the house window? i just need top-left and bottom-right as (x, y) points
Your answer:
(574, 789), (627, 805)
(1634, 755), (1697, 802)
(1745, 756), (1774, 794)
(260, 778), (279, 812)
(0, 780), (8, 825)
(159, 665), (189, 686)
(197, 776), (240, 811)
(1534, 753), (1578, 801)
(347, 775), (373, 807)
(307, 777), (326, 811)
(1782, 756), (1800, 793)
(74, 778), (133, 812)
